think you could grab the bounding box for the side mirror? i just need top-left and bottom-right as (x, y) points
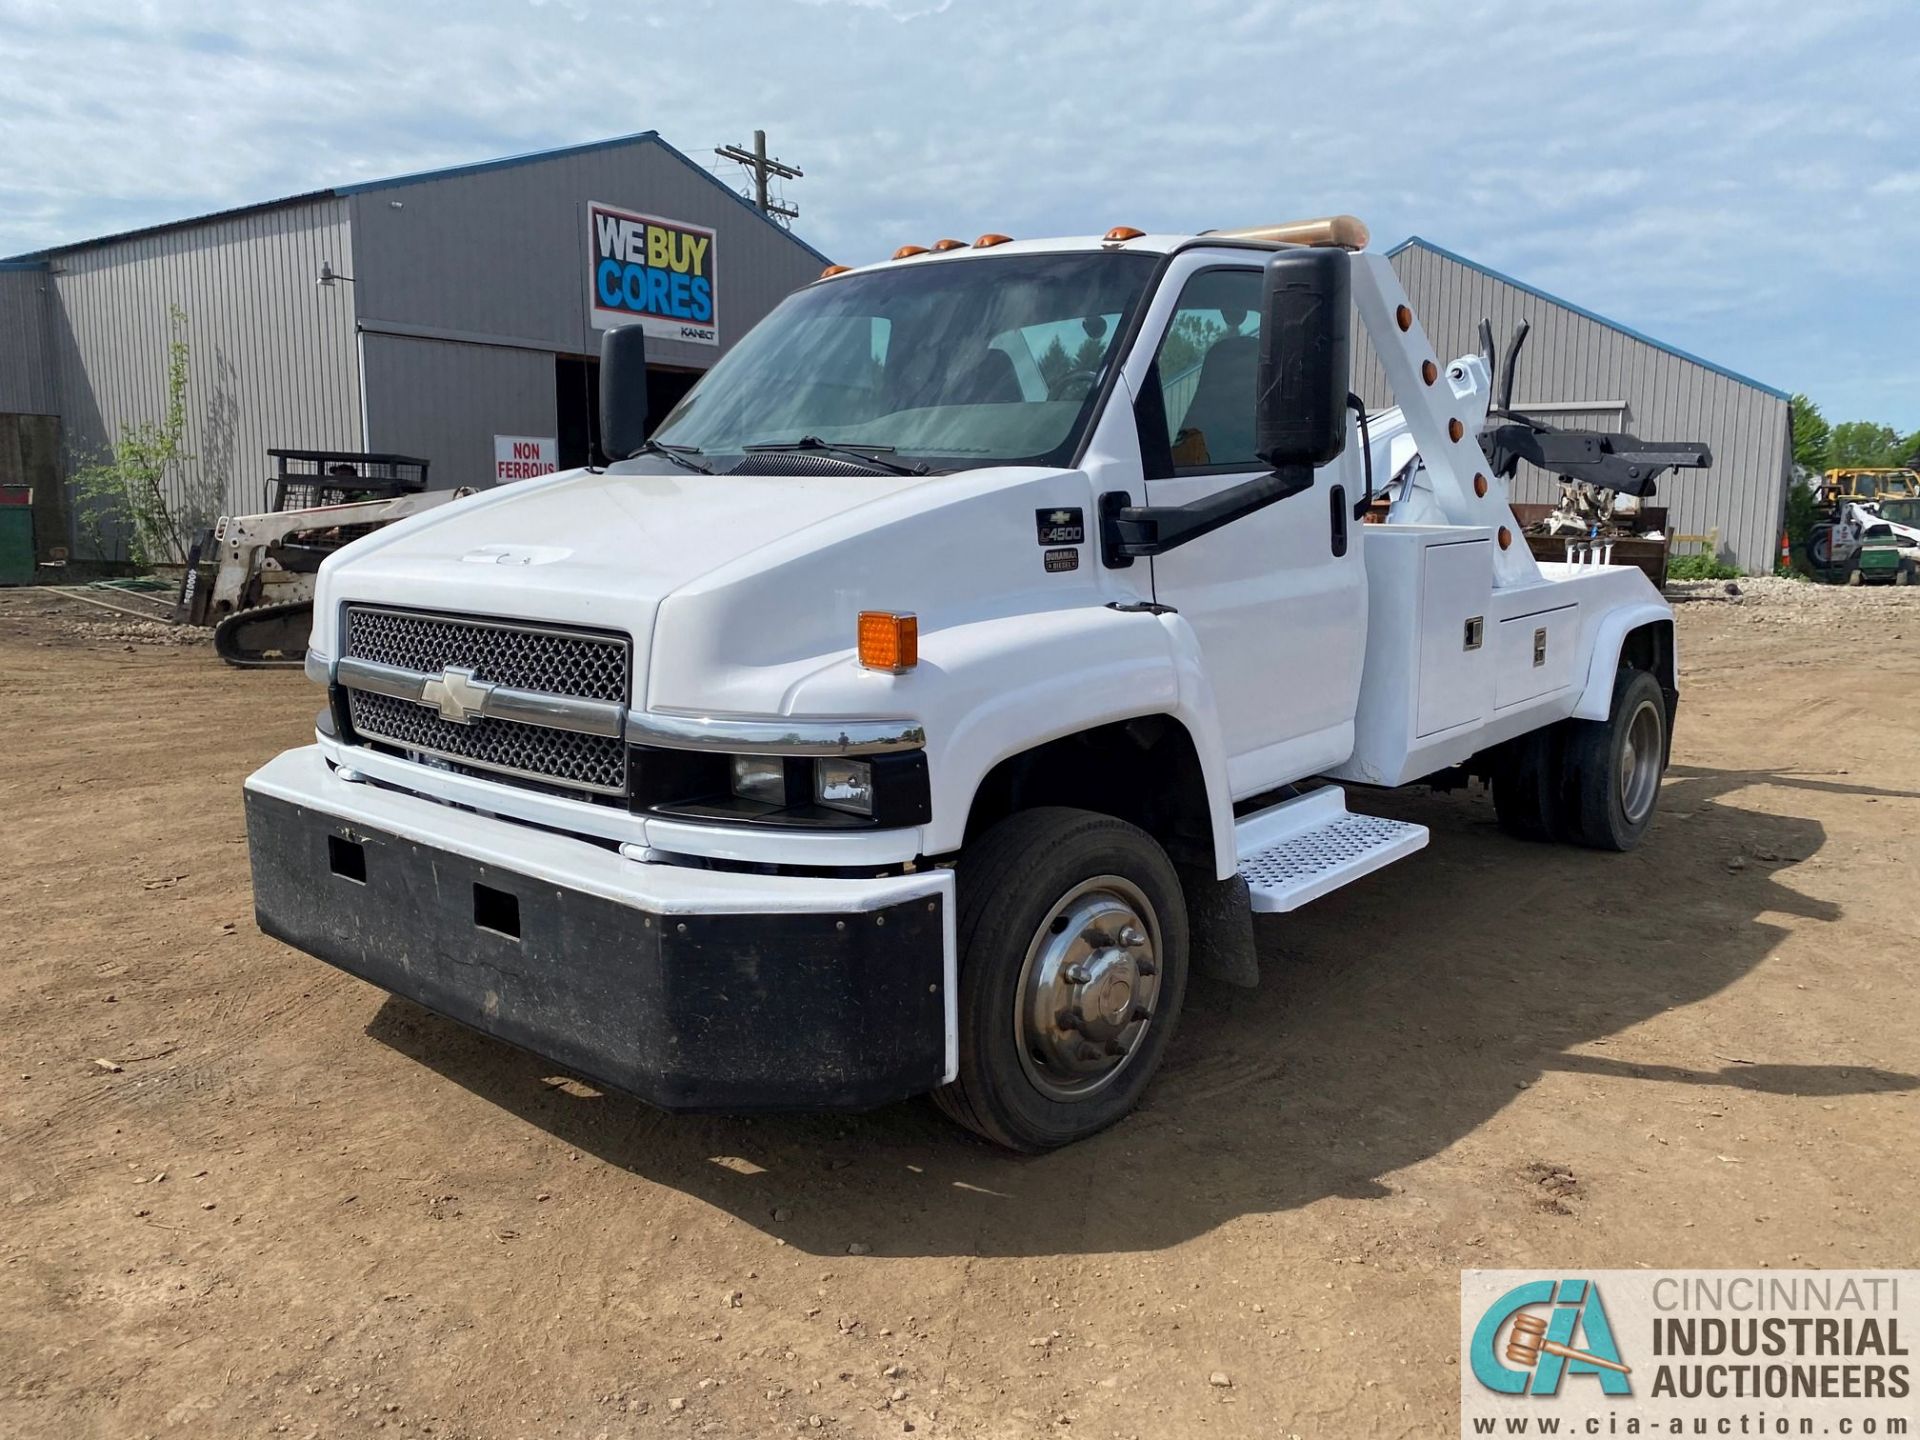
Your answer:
(599, 324), (650, 462)
(1254, 247), (1351, 471)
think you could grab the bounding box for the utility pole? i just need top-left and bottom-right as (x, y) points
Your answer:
(715, 130), (802, 224)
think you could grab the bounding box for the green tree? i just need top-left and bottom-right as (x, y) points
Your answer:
(71, 304), (194, 565)
(1780, 478), (1823, 573)
(1071, 334), (1107, 373)
(1036, 335), (1073, 395)
(1829, 420), (1903, 469)
(1789, 393), (1830, 474)
(1159, 312), (1225, 380)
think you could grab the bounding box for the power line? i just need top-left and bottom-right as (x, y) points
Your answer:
(715, 129), (802, 225)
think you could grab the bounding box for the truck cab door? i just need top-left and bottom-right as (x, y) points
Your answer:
(1127, 258), (1367, 795)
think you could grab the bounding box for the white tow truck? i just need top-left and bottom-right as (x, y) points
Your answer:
(245, 215), (1705, 1151)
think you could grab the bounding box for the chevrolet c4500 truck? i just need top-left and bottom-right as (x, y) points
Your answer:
(245, 215), (1707, 1150)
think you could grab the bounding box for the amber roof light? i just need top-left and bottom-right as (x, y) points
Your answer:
(931, 238), (966, 252)
(973, 232), (1013, 248)
(892, 244), (929, 260)
(1104, 225), (1145, 243)
(820, 264), (852, 279)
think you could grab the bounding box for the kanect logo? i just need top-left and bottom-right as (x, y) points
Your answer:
(1470, 1278), (1633, 1398)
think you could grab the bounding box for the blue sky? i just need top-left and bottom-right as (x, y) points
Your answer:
(3, 0), (1915, 428)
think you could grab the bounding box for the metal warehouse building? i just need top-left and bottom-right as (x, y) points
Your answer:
(1355, 238), (1792, 574)
(0, 131), (828, 564)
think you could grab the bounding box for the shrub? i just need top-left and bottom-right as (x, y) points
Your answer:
(1667, 551), (1742, 581)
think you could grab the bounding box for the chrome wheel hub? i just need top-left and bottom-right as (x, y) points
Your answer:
(1015, 877), (1162, 1102)
(1620, 698), (1664, 824)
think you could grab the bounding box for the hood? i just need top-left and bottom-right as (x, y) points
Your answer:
(311, 462), (926, 688)
(315, 459), (1118, 716)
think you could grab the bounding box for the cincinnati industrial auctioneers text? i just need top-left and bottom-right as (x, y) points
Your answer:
(1648, 1275), (1909, 1403)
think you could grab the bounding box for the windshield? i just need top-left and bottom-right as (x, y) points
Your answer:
(1876, 498), (1920, 526)
(648, 251), (1160, 471)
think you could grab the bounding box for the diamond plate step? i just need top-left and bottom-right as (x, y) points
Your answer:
(1235, 787), (1428, 914)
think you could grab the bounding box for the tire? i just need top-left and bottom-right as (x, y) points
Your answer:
(1562, 668), (1668, 852)
(1490, 724), (1566, 842)
(1846, 565), (1865, 586)
(932, 808), (1190, 1152)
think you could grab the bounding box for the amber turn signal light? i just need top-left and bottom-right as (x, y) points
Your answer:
(858, 612), (918, 673)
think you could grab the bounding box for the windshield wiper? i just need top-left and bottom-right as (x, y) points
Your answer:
(742, 436), (928, 476)
(629, 439), (714, 475)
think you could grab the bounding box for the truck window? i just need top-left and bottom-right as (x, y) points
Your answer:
(1141, 268), (1263, 476)
(648, 252), (1158, 472)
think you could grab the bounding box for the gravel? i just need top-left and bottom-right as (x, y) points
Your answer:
(1666, 575), (1920, 616)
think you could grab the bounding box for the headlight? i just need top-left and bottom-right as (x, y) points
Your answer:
(632, 747), (927, 828)
(813, 757), (874, 816)
(730, 755), (789, 805)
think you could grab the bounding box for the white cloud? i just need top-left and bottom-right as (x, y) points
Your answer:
(1, 0), (1916, 424)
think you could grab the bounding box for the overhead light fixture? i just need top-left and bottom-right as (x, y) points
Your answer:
(316, 260), (356, 288)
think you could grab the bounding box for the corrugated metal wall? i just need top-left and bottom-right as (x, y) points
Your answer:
(1354, 242), (1791, 573)
(0, 265), (58, 415)
(345, 137), (827, 484)
(359, 333), (555, 485)
(43, 197), (362, 548)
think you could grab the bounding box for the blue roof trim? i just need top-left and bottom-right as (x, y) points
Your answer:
(1386, 236), (1789, 401)
(6, 133), (830, 266)
(641, 136), (832, 266)
(338, 129), (830, 264)
(0, 259), (49, 271)
(332, 130), (662, 195)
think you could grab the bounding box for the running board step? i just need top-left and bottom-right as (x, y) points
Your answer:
(1234, 787), (1428, 914)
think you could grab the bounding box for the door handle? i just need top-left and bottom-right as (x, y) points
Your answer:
(1328, 484), (1348, 558)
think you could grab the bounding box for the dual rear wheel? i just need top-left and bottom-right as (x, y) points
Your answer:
(1492, 666), (1669, 851)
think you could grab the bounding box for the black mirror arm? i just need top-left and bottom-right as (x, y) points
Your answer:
(1100, 465), (1313, 564)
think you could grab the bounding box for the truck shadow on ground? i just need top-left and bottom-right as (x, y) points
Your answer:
(367, 762), (1919, 1258)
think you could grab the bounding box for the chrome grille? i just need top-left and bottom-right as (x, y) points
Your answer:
(344, 606), (627, 703)
(346, 689), (629, 794)
(340, 605), (631, 797)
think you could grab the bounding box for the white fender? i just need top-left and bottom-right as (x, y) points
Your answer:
(878, 606), (1236, 878)
(1572, 601), (1674, 720)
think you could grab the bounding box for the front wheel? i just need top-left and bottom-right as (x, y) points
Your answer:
(933, 808), (1189, 1152)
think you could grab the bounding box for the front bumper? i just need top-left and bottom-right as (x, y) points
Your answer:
(244, 747), (955, 1111)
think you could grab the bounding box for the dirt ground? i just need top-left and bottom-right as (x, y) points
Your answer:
(2, 583), (1917, 1439)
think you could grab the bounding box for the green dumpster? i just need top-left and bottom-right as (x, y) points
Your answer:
(0, 484), (34, 586)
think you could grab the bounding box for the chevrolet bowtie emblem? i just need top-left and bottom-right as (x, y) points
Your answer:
(421, 665), (495, 725)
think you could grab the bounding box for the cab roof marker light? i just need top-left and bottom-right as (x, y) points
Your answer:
(819, 263), (852, 278)
(931, 238), (966, 252)
(973, 233), (1013, 248)
(1104, 225), (1146, 243)
(892, 244), (929, 260)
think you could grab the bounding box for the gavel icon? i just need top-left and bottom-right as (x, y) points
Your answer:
(1505, 1312), (1632, 1375)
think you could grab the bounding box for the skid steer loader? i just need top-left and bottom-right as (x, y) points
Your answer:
(191, 450), (466, 667)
